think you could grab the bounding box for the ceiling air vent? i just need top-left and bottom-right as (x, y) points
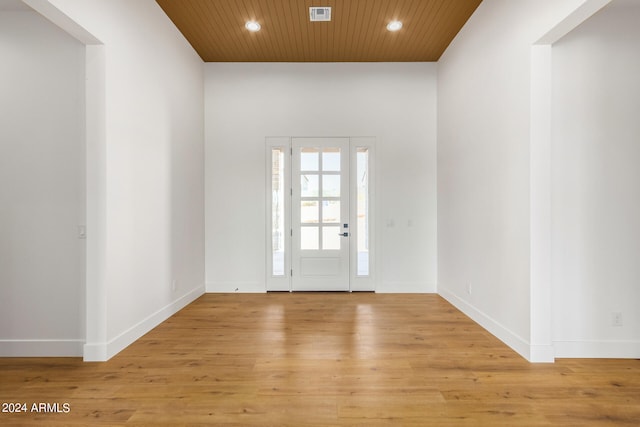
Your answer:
(309, 7), (331, 22)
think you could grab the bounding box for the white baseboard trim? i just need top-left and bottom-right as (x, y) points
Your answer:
(529, 344), (556, 363)
(206, 281), (438, 293)
(0, 339), (84, 357)
(82, 341), (107, 362)
(206, 281), (266, 293)
(439, 287), (531, 361)
(376, 281), (437, 293)
(83, 285), (205, 362)
(554, 340), (640, 359)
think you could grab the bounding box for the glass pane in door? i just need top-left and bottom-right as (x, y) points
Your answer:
(322, 148), (341, 171)
(301, 175), (319, 197)
(322, 175), (340, 197)
(301, 148), (319, 171)
(322, 200), (340, 223)
(357, 148), (369, 276)
(301, 201), (319, 223)
(271, 148), (285, 276)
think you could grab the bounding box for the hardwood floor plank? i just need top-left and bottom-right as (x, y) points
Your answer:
(1, 293), (638, 426)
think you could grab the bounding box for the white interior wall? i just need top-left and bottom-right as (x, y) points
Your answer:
(29, 0), (206, 360)
(551, 0), (640, 358)
(0, 9), (85, 356)
(205, 62), (437, 293)
(437, 0), (592, 360)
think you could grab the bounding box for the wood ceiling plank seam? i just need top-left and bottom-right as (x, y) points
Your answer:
(293, 0), (308, 62)
(323, 0), (336, 62)
(277, 0), (299, 62)
(158, 1), (205, 59)
(304, 0), (316, 62)
(329, 0), (341, 61)
(191, 0), (230, 61)
(231, 0), (260, 61)
(403, 0), (438, 46)
(422, 0), (468, 61)
(310, 0), (322, 62)
(240, 0), (268, 61)
(258, 0), (285, 62)
(357, 0), (374, 62)
(408, 0), (446, 61)
(305, 0), (317, 61)
(430, 1), (481, 61)
(430, 1), (465, 60)
(328, 0), (339, 61)
(425, 0), (463, 60)
(340, 0), (353, 62)
(399, 0), (428, 61)
(321, 22), (329, 61)
(184, 1), (217, 60)
(201, 0), (240, 61)
(314, 6), (327, 61)
(325, 0), (334, 61)
(184, 0), (216, 60)
(312, 7), (327, 61)
(268, 0), (286, 61)
(238, 0), (255, 61)
(374, 0), (400, 61)
(398, 0), (429, 61)
(346, 0), (366, 61)
(213, 0), (241, 61)
(387, 0), (423, 60)
(246, 0), (274, 62)
(156, 1), (199, 58)
(376, 0), (398, 61)
(217, 0), (247, 61)
(353, 0), (378, 62)
(375, 0), (397, 62)
(315, 1), (327, 61)
(301, 0), (311, 61)
(379, 0), (409, 61)
(389, 0), (414, 61)
(420, 0), (456, 59)
(332, 0), (348, 61)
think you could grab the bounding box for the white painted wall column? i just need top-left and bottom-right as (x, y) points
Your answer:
(83, 44), (108, 361)
(528, 0), (612, 362)
(529, 44), (554, 362)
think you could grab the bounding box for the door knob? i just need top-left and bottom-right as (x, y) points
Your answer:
(339, 232), (349, 237)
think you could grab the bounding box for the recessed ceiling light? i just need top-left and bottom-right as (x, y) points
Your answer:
(387, 21), (403, 32)
(245, 21), (261, 32)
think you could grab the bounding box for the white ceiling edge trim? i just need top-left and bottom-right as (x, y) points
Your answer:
(535, 0), (612, 45)
(21, 0), (102, 45)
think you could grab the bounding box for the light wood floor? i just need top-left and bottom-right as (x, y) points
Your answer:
(1, 293), (638, 426)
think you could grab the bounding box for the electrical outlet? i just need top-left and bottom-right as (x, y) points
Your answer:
(612, 312), (623, 327)
(466, 283), (472, 295)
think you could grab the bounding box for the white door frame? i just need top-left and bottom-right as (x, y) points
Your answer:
(266, 137), (375, 292)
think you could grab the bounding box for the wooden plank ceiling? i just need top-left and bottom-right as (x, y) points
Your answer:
(156, 0), (482, 62)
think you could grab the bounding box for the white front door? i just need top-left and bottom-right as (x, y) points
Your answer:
(291, 138), (350, 291)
